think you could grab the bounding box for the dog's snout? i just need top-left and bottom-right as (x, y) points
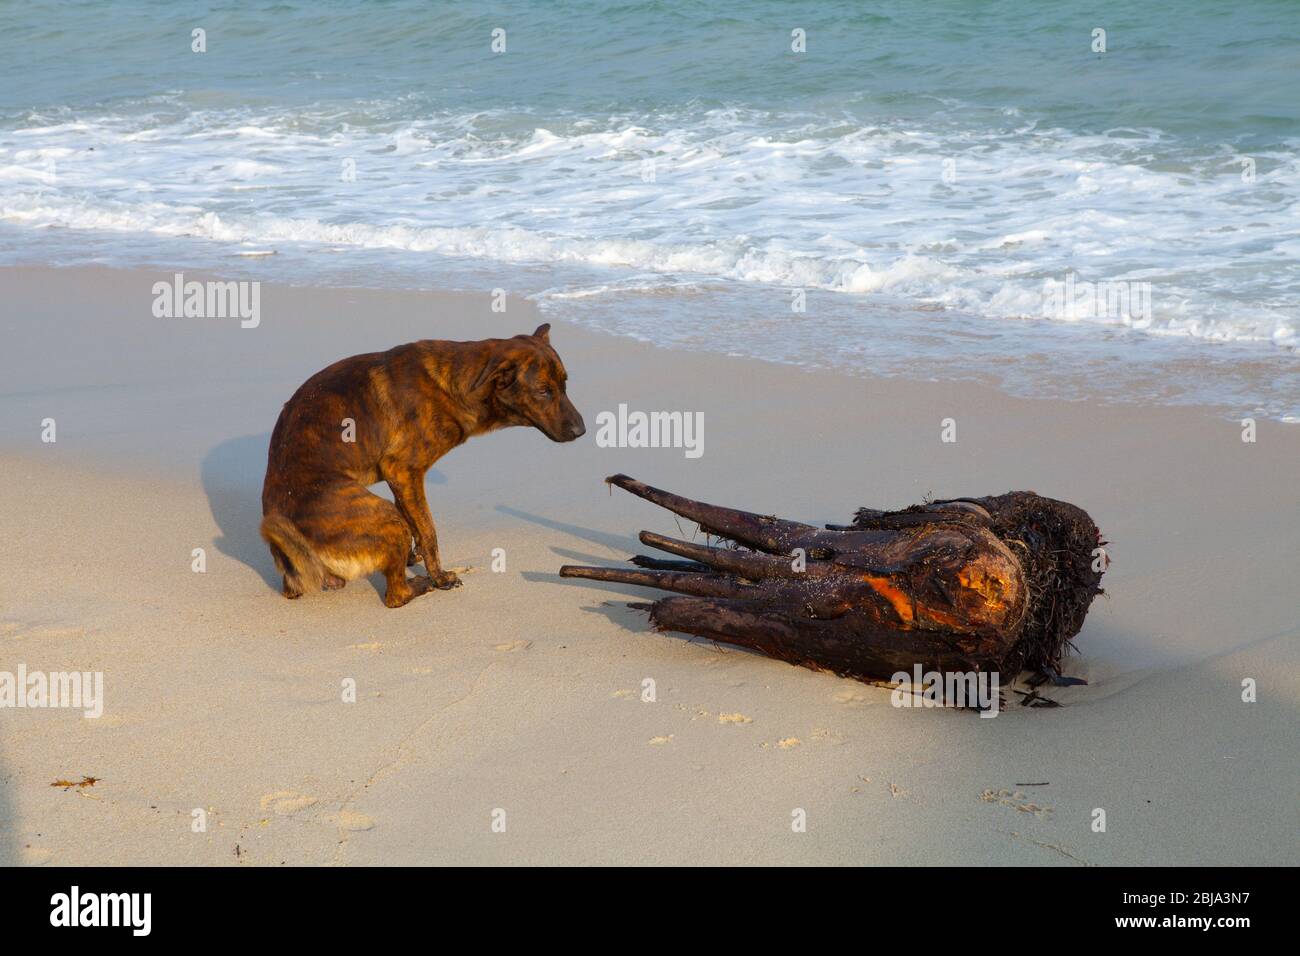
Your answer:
(558, 397), (585, 441)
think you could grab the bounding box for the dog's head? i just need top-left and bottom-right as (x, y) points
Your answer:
(473, 324), (586, 442)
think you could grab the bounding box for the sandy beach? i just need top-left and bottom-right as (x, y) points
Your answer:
(0, 264), (1294, 866)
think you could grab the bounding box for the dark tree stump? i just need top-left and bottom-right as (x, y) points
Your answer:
(559, 475), (1106, 684)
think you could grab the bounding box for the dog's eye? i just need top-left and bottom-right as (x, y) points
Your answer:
(537, 387), (553, 399)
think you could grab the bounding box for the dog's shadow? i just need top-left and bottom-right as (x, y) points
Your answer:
(201, 433), (446, 592)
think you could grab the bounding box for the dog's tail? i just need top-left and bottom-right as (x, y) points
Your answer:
(260, 512), (325, 596)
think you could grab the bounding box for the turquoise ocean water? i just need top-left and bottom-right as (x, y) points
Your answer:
(1, 1), (1296, 415)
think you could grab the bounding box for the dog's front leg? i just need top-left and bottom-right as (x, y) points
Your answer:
(385, 467), (461, 590)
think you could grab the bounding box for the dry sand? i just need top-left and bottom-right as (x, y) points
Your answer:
(0, 265), (1295, 865)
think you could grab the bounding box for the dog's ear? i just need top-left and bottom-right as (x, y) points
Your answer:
(472, 356), (517, 393)
(532, 323), (551, 343)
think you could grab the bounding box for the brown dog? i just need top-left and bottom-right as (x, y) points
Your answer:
(260, 324), (585, 607)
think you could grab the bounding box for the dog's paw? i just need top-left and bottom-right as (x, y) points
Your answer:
(384, 575), (434, 608)
(430, 570), (462, 590)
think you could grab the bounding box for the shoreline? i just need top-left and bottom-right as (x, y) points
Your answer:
(2, 236), (1296, 421)
(0, 264), (1295, 865)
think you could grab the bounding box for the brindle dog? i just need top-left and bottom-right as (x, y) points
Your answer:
(261, 324), (585, 607)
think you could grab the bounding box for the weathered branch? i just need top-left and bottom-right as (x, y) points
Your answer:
(559, 475), (1106, 684)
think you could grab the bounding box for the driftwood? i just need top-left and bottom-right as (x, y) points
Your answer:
(559, 475), (1106, 683)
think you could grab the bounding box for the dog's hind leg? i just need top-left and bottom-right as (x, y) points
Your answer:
(299, 482), (438, 608)
(382, 555), (435, 608)
(377, 514), (434, 608)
